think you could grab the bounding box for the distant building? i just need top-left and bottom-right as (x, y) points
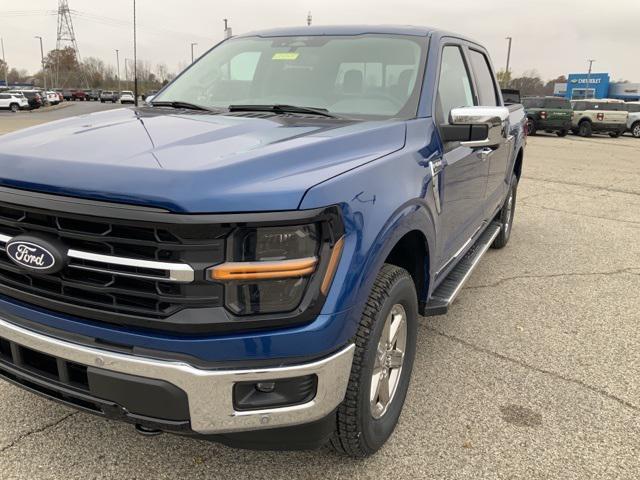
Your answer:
(554, 73), (640, 101)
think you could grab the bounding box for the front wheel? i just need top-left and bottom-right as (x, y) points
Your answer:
(526, 118), (537, 136)
(632, 122), (640, 138)
(579, 121), (592, 137)
(9, 103), (19, 113)
(492, 173), (518, 249)
(330, 264), (417, 458)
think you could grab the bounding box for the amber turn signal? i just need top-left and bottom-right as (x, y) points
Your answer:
(209, 257), (318, 281)
(321, 236), (344, 295)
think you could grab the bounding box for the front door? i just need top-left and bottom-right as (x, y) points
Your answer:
(434, 44), (489, 269)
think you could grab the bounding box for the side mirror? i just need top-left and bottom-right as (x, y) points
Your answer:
(145, 95), (155, 105)
(441, 106), (509, 148)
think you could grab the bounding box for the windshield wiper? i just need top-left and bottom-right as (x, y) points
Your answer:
(228, 104), (342, 119)
(150, 100), (215, 112)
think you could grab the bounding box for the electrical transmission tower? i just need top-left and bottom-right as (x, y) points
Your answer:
(55, 0), (87, 87)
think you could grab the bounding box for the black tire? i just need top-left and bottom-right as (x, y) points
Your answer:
(9, 103), (19, 113)
(609, 131), (621, 138)
(556, 129), (568, 137)
(632, 122), (640, 139)
(491, 173), (518, 249)
(526, 118), (537, 136)
(330, 264), (417, 458)
(571, 128), (579, 135)
(579, 121), (592, 137)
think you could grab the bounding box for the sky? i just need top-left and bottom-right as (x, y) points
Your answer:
(1, 0), (639, 82)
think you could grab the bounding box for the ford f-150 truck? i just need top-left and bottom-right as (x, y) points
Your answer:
(0, 26), (525, 457)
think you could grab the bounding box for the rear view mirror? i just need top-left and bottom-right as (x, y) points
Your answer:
(441, 106), (509, 148)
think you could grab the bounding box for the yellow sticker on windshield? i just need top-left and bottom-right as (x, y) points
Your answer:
(272, 52), (299, 60)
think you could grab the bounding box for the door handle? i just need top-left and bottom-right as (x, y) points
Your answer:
(477, 147), (494, 161)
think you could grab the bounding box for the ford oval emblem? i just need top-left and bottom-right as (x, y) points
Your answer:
(6, 237), (64, 274)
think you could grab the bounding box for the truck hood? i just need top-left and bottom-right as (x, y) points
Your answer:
(0, 108), (406, 212)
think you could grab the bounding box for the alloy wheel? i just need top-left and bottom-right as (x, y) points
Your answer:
(370, 304), (407, 419)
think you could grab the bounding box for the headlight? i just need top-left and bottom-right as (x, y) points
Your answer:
(209, 222), (343, 316)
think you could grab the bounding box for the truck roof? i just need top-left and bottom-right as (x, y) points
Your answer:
(238, 25), (435, 38)
(236, 25), (483, 50)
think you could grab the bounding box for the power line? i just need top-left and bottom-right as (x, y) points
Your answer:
(70, 9), (214, 42)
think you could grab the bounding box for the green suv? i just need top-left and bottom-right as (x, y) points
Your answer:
(523, 96), (573, 136)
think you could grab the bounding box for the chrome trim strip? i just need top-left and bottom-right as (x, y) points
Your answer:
(0, 316), (355, 434)
(0, 234), (194, 283)
(67, 249), (194, 283)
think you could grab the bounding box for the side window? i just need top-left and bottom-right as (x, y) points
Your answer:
(0, 94), (9, 100)
(436, 46), (474, 125)
(469, 50), (498, 106)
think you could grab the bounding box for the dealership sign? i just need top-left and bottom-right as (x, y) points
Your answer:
(565, 73), (610, 99)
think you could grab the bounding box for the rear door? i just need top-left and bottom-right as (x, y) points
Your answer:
(597, 103), (628, 126)
(434, 43), (490, 270)
(467, 48), (510, 215)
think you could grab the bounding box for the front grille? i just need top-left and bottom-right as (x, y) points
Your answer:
(0, 198), (228, 327)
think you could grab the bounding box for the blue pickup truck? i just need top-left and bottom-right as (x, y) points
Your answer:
(0, 26), (525, 457)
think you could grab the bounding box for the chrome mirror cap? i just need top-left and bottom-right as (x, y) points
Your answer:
(449, 106), (509, 148)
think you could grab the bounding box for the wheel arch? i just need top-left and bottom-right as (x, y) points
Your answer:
(352, 203), (435, 316)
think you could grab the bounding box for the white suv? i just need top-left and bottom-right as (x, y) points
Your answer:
(119, 91), (135, 104)
(0, 92), (29, 112)
(622, 102), (640, 138)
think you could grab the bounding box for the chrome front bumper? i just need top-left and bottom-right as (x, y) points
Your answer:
(0, 317), (355, 434)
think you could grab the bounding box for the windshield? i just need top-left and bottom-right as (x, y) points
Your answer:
(154, 34), (428, 119)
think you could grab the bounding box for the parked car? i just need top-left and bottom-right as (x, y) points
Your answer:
(100, 91), (118, 103)
(88, 89), (102, 101)
(0, 92), (29, 112)
(523, 96), (573, 136)
(621, 102), (640, 138)
(119, 90), (135, 104)
(0, 26), (525, 457)
(14, 90), (43, 109)
(571, 99), (628, 137)
(46, 91), (60, 105)
(62, 89), (74, 101)
(71, 89), (88, 101)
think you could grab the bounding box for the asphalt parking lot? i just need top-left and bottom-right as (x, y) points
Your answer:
(0, 106), (639, 479)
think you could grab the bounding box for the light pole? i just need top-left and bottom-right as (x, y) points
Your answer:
(115, 49), (121, 93)
(586, 59), (595, 99)
(35, 36), (47, 93)
(504, 36), (512, 88)
(191, 43), (198, 64)
(1, 37), (8, 87)
(133, 0), (138, 106)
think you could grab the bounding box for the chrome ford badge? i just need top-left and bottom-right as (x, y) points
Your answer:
(6, 237), (64, 274)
